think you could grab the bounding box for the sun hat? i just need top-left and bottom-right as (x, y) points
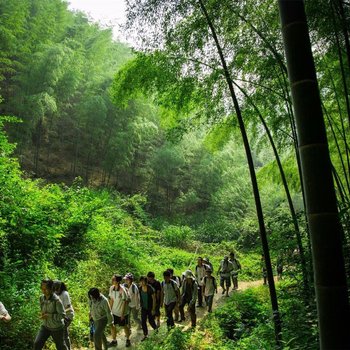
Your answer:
(184, 270), (194, 278)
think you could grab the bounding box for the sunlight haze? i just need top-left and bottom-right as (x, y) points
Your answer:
(67, 0), (127, 42)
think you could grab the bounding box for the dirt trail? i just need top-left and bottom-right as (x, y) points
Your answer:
(181, 279), (264, 332)
(75, 279), (264, 349)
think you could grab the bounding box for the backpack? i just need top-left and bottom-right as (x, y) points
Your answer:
(118, 284), (131, 303)
(221, 260), (230, 273)
(161, 279), (176, 290)
(139, 284), (155, 297)
(161, 280), (179, 296)
(123, 283), (137, 299)
(196, 264), (209, 272)
(131, 283), (139, 295)
(172, 276), (182, 288)
(195, 265), (209, 279)
(232, 258), (241, 271)
(203, 276), (217, 289)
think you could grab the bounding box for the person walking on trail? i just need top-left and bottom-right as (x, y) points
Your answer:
(33, 279), (68, 350)
(108, 274), (131, 348)
(217, 255), (234, 297)
(195, 257), (208, 307)
(202, 268), (217, 313)
(0, 301), (11, 322)
(229, 252), (242, 290)
(167, 268), (182, 322)
(179, 270), (198, 328)
(88, 287), (113, 350)
(160, 270), (180, 330)
(261, 254), (268, 285)
(147, 271), (161, 328)
(53, 281), (74, 350)
(139, 276), (158, 341)
(123, 273), (141, 329)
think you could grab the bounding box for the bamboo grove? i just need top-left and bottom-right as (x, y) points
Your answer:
(1, 0), (350, 349)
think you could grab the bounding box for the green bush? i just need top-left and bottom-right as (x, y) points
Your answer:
(161, 225), (193, 248)
(137, 327), (190, 350)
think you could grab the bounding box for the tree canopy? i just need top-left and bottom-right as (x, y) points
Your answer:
(1, 0), (350, 349)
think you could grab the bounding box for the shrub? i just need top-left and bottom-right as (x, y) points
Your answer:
(161, 225), (193, 248)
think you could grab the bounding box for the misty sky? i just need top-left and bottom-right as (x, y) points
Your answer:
(67, 0), (127, 41)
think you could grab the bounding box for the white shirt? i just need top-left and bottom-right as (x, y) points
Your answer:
(57, 290), (74, 320)
(0, 302), (8, 316)
(125, 283), (140, 309)
(109, 285), (129, 316)
(195, 265), (207, 286)
(162, 280), (179, 305)
(202, 276), (216, 297)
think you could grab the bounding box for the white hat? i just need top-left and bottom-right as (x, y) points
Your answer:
(184, 270), (194, 278)
(124, 273), (134, 280)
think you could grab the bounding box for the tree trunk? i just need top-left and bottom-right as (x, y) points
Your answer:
(323, 104), (350, 195)
(334, 0), (350, 77)
(327, 71), (350, 195)
(198, 0), (282, 347)
(33, 117), (42, 175)
(234, 81), (310, 297)
(278, 1), (350, 348)
(332, 164), (348, 205)
(331, 1), (350, 134)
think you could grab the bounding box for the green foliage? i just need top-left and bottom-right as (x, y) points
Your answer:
(0, 0), (134, 186)
(214, 288), (271, 341)
(0, 0), (344, 348)
(193, 282), (318, 350)
(203, 119), (235, 152)
(0, 126), (203, 348)
(258, 154), (302, 193)
(0, 95), (317, 350)
(137, 327), (191, 350)
(111, 52), (201, 118)
(161, 225), (194, 248)
(277, 279), (318, 349)
(161, 327), (191, 350)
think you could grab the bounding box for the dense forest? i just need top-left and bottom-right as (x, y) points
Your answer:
(1, 0), (350, 349)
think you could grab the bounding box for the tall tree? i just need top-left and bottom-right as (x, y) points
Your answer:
(278, 1), (350, 348)
(120, 0), (282, 345)
(235, 81), (310, 295)
(197, 1), (282, 345)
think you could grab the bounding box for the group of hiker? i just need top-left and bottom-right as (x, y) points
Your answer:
(0, 253), (243, 350)
(86, 254), (241, 350)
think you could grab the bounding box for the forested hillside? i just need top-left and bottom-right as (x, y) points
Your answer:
(1, 0), (350, 349)
(0, 0), (131, 184)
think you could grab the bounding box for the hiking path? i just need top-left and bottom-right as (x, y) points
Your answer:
(75, 279), (265, 349)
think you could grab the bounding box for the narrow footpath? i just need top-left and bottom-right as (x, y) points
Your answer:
(75, 279), (264, 350)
